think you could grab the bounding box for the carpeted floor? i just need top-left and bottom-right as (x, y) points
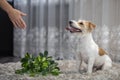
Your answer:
(0, 60), (120, 80)
(0, 57), (20, 63)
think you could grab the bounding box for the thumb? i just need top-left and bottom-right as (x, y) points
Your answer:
(20, 12), (27, 16)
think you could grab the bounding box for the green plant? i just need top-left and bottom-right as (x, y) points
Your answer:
(15, 51), (60, 77)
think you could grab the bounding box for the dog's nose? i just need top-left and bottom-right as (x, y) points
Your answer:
(69, 21), (73, 24)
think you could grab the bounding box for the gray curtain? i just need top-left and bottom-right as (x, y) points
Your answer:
(14, 0), (120, 62)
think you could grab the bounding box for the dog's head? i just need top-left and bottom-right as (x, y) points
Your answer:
(66, 20), (96, 34)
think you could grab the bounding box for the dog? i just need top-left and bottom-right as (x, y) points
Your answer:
(66, 20), (112, 74)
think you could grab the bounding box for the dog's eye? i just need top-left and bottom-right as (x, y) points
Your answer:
(79, 22), (83, 25)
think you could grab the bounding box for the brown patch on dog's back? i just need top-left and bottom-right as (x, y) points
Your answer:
(99, 48), (107, 56)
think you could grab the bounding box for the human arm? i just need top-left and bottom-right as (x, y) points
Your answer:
(0, 0), (27, 29)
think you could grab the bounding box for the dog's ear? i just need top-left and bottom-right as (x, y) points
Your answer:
(88, 22), (96, 32)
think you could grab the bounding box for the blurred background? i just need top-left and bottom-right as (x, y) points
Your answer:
(1, 0), (120, 62)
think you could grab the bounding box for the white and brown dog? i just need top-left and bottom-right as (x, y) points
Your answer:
(66, 20), (112, 74)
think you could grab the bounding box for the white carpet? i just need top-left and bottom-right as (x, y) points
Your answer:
(0, 61), (120, 80)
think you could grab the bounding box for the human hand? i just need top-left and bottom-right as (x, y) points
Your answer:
(7, 9), (27, 29)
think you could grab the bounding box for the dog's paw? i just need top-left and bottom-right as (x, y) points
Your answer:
(79, 68), (86, 74)
(79, 70), (85, 74)
(79, 67), (86, 71)
(86, 70), (93, 75)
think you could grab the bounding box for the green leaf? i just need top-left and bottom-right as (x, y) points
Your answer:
(35, 55), (42, 62)
(25, 53), (31, 58)
(54, 62), (58, 66)
(21, 58), (28, 63)
(42, 57), (46, 62)
(55, 67), (60, 70)
(44, 51), (48, 57)
(50, 60), (55, 64)
(15, 70), (22, 74)
(39, 52), (43, 57)
(21, 62), (28, 67)
(50, 62), (58, 68)
(47, 56), (52, 61)
(42, 61), (49, 69)
(38, 56), (41, 61)
(51, 69), (60, 76)
(41, 70), (48, 76)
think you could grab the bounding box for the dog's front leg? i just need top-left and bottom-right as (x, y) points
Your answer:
(79, 53), (87, 73)
(79, 60), (87, 74)
(87, 58), (95, 74)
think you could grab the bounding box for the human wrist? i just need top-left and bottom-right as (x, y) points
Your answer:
(0, 0), (14, 14)
(5, 6), (14, 14)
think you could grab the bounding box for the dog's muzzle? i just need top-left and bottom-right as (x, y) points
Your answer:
(66, 26), (82, 33)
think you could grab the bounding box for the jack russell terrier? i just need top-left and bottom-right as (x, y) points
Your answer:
(66, 20), (112, 74)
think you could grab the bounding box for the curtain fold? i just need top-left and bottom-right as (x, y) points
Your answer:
(14, 0), (120, 62)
